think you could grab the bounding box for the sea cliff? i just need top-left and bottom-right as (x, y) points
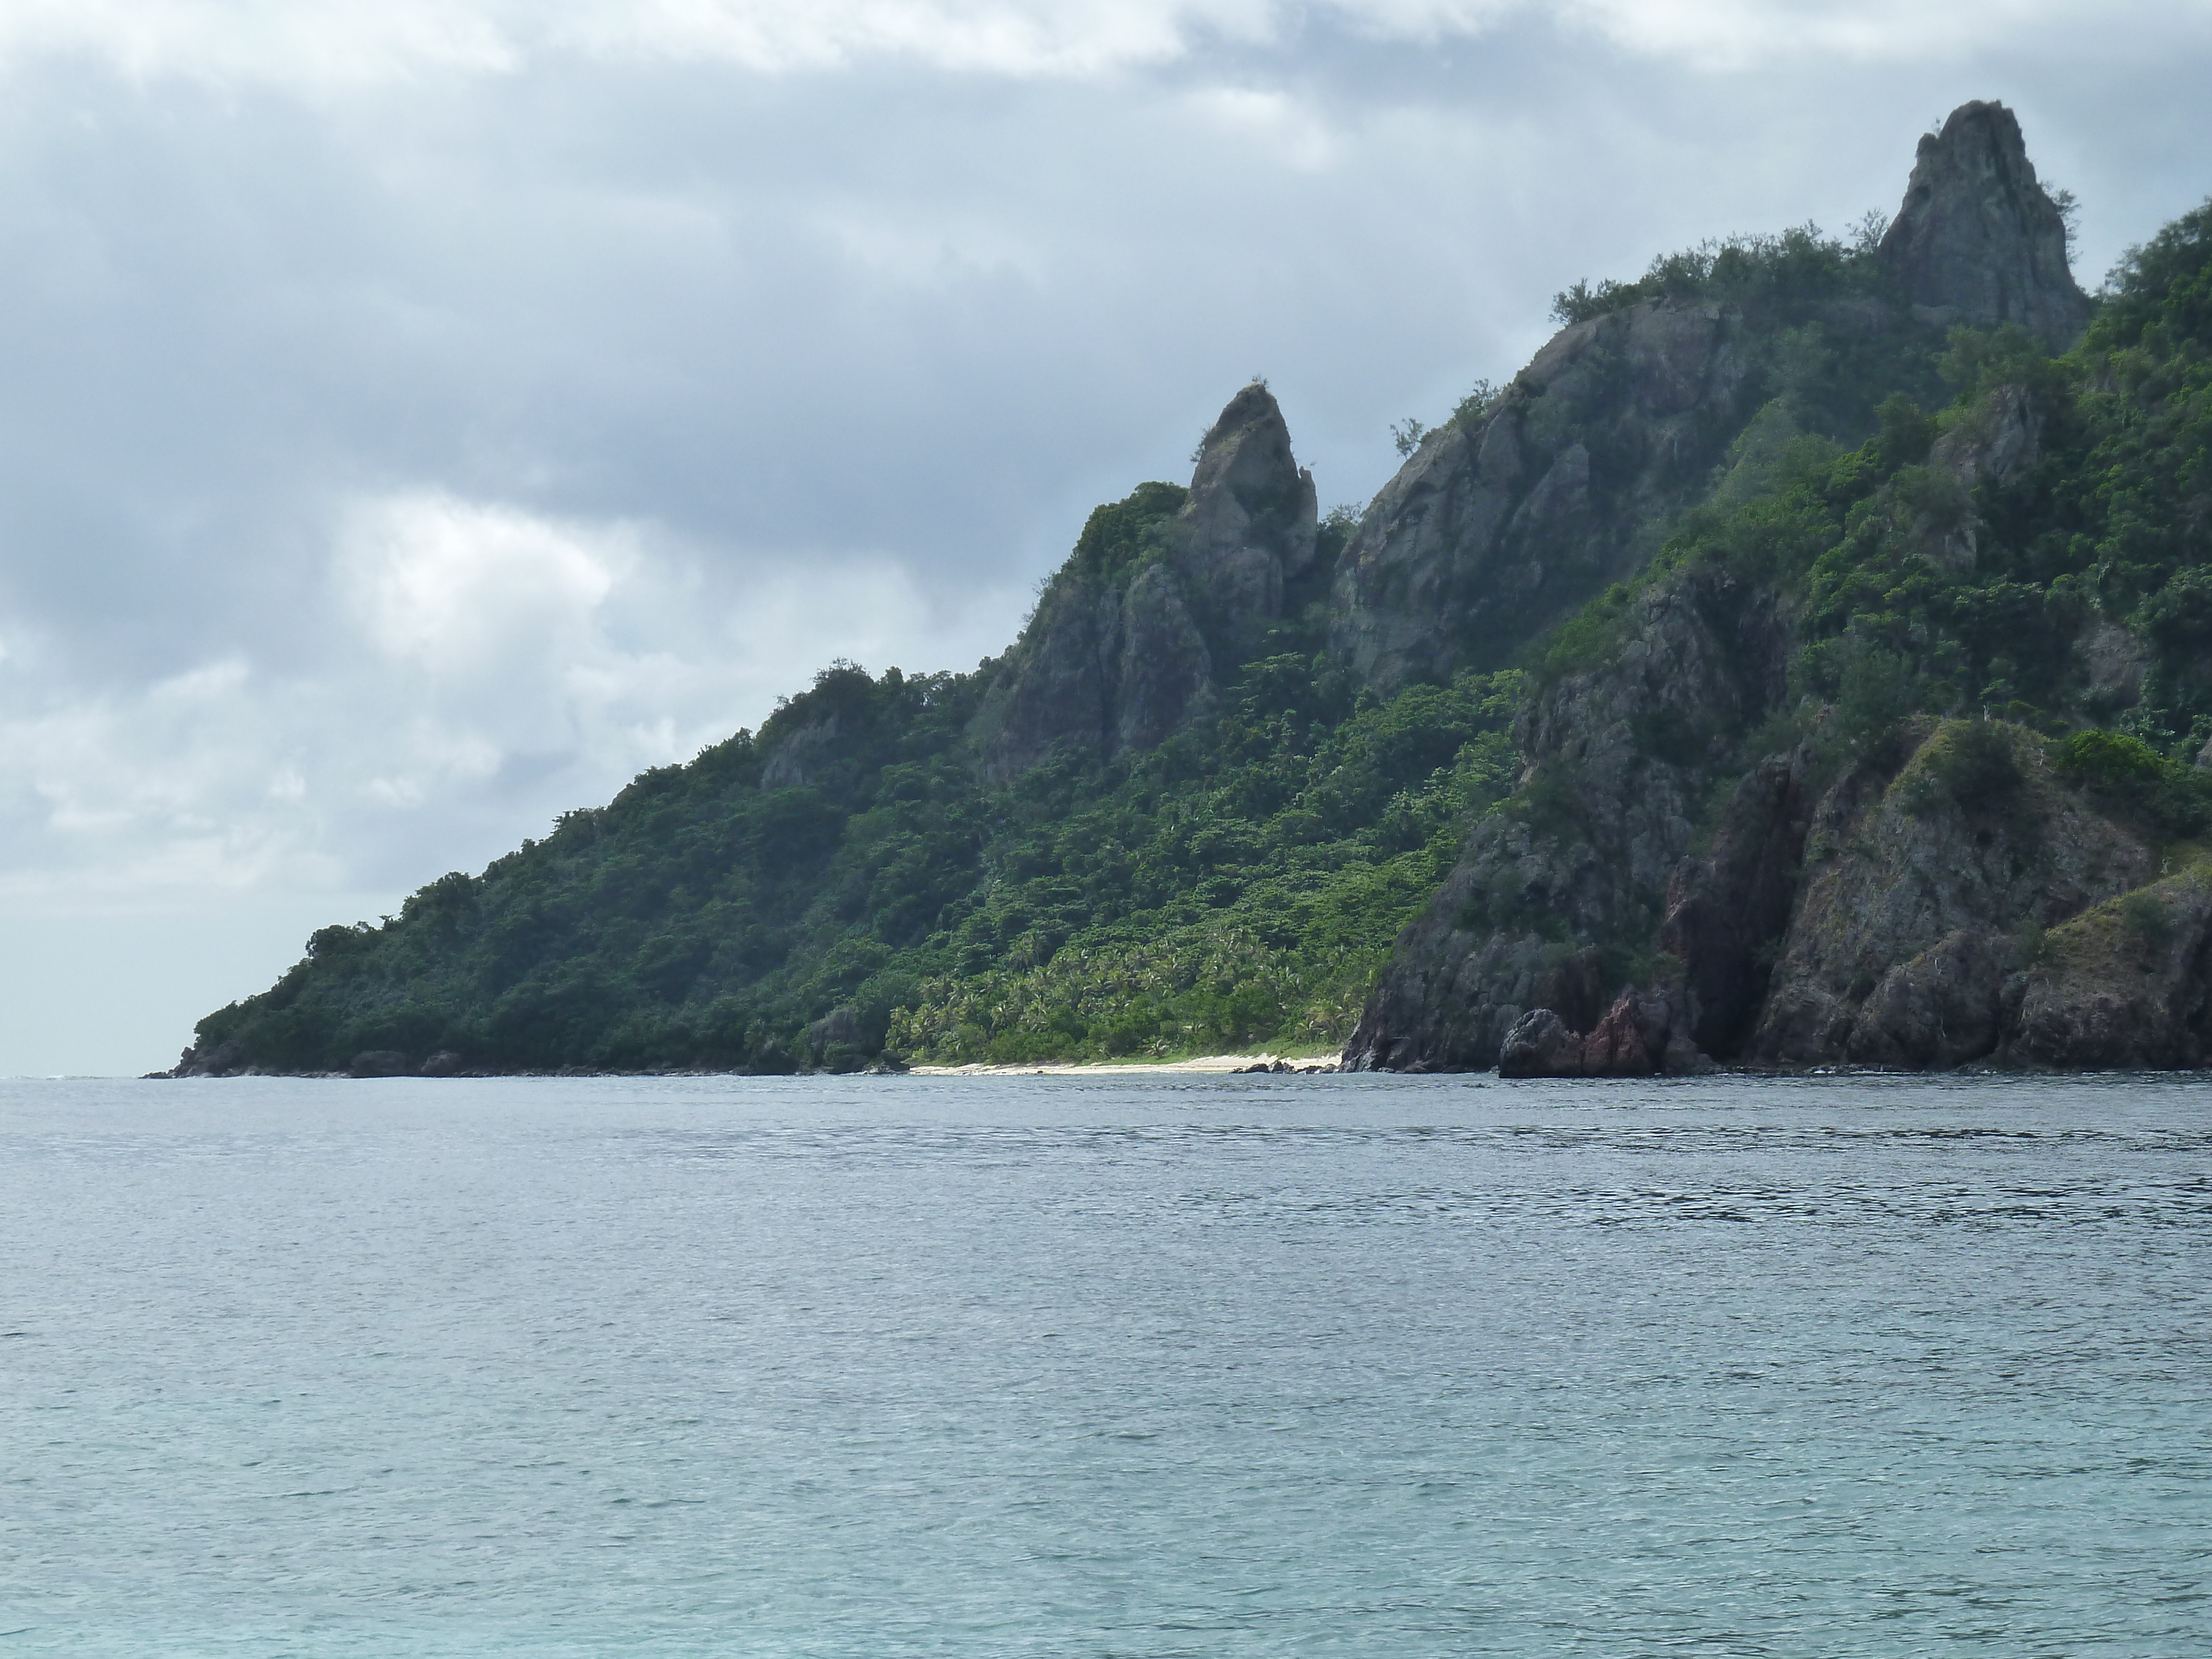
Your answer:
(170, 101), (2212, 1078)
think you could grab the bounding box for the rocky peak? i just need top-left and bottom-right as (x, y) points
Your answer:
(1181, 383), (1318, 575)
(1878, 100), (2089, 350)
(971, 383), (1317, 778)
(1168, 382), (1318, 664)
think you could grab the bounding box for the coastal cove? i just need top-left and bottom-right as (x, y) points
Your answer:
(7, 1070), (2211, 1656)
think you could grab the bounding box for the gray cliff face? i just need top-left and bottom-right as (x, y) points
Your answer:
(1329, 298), (1762, 694)
(975, 383), (1316, 778)
(1877, 99), (2090, 351)
(1341, 560), (1790, 1071)
(2009, 872), (2212, 1068)
(1731, 726), (2212, 1071)
(1747, 723), (2156, 1067)
(1173, 382), (1319, 661)
(1341, 348), (2190, 1074)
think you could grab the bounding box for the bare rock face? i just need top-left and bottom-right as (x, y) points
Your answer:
(1917, 383), (2043, 572)
(165, 1037), (249, 1078)
(1171, 382), (1319, 661)
(1112, 562), (1214, 752)
(2007, 873), (2212, 1067)
(1749, 722), (2154, 1066)
(1660, 749), (1815, 1056)
(1330, 297), (1762, 694)
(1342, 559), (1787, 1071)
(975, 384), (1316, 778)
(1878, 100), (2089, 351)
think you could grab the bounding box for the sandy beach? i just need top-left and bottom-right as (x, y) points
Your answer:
(907, 1053), (1339, 1077)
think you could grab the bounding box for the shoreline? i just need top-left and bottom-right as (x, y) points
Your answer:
(907, 1052), (1340, 1077)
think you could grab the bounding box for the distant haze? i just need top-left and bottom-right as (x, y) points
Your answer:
(0, 0), (2208, 1074)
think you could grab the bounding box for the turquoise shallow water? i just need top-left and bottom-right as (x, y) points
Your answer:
(2, 1072), (2209, 1656)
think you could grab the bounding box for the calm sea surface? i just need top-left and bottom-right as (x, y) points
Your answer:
(3, 1072), (2209, 1656)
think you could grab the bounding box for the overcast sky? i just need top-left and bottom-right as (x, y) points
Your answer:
(0, 0), (2207, 1073)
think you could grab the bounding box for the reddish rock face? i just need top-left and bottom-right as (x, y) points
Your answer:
(1497, 992), (1670, 1079)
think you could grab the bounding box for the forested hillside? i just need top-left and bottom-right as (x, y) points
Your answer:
(173, 101), (2212, 1077)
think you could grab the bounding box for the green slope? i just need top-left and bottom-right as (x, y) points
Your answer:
(182, 200), (2211, 1076)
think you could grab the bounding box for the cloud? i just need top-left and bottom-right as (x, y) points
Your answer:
(1560, 0), (2212, 71)
(2, 0), (2203, 91)
(340, 492), (629, 676)
(0, 0), (2201, 1076)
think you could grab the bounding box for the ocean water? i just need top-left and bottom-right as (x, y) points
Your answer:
(2, 1073), (2208, 1656)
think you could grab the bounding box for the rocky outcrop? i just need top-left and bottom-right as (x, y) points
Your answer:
(1878, 100), (2090, 351)
(975, 384), (1317, 778)
(1329, 297), (1766, 693)
(2006, 872), (2212, 1067)
(1498, 989), (1708, 1078)
(166, 1037), (249, 1077)
(1749, 722), (2154, 1066)
(1916, 383), (2042, 572)
(1342, 559), (1788, 1071)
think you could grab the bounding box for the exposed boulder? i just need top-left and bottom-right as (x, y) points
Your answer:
(975, 384), (1317, 777)
(348, 1049), (409, 1079)
(1498, 990), (1688, 1078)
(1878, 100), (2090, 351)
(1916, 382), (2043, 572)
(1843, 928), (2019, 1071)
(2077, 619), (2150, 717)
(1496, 1008), (1582, 1077)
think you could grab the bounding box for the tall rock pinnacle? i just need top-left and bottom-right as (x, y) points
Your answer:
(972, 382), (1317, 778)
(1170, 382), (1319, 663)
(1878, 100), (2090, 351)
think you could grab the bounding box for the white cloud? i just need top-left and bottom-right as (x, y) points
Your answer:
(340, 491), (629, 675)
(1182, 85), (1340, 171)
(1559, 0), (2212, 71)
(0, 0), (518, 86)
(0, 489), (1026, 923)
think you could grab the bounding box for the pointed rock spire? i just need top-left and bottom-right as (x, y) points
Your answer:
(971, 382), (1318, 778)
(1878, 100), (2089, 351)
(1181, 383), (1318, 578)
(1170, 382), (1318, 662)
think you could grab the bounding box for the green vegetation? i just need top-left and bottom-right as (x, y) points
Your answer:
(1540, 201), (2212, 788)
(192, 633), (1520, 1072)
(191, 196), (2212, 1076)
(1550, 222), (1889, 327)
